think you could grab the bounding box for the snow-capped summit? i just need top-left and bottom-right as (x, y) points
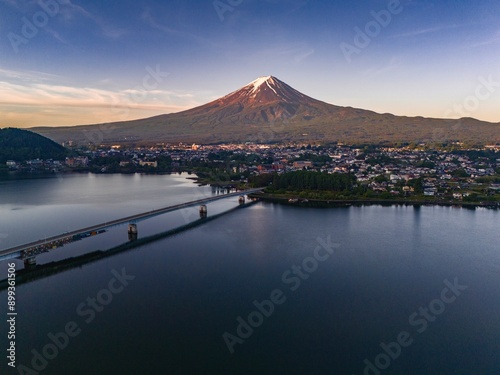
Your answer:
(246, 76), (282, 95)
(248, 76), (273, 93)
(171, 75), (339, 125)
(213, 75), (311, 106)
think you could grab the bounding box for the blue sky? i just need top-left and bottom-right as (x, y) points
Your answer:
(1, 0), (499, 127)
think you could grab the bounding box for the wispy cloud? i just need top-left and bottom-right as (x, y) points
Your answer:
(0, 80), (196, 110)
(363, 57), (403, 76)
(0, 67), (65, 82)
(273, 0), (308, 16)
(390, 24), (463, 39)
(294, 49), (315, 63)
(0, 68), (201, 127)
(248, 43), (316, 64)
(58, 0), (127, 39)
(44, 27), (69, 45)
(466, 31), (500, 48)
(140, 7), (220, 49)
(141, 7), (181, 35)
(3, 0), (127, 43)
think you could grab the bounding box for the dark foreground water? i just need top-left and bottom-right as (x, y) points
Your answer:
(1, 174), (499, 375)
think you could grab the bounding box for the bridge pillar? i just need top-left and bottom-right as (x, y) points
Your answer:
(128, 224), (138, 241)
(24, 257), (36, 268)
(199, 205), (207, 218)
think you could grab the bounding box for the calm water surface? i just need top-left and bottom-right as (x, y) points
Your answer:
(0, 174), (499, 375)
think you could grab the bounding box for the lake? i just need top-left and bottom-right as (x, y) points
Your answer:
(1, 174), (499, 375)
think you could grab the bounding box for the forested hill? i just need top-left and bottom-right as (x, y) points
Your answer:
(0, 128), (68, 163)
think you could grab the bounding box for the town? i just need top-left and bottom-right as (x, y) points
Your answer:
(4, 142), (500, 205)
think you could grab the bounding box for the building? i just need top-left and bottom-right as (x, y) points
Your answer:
(293, 161), (313, 169)
(139, 160), (158, 168)
(65, 157), (89, 167)
(271, 162), (284, 170)
(27, 159), (43, 167)
(424, 189), (436, 196)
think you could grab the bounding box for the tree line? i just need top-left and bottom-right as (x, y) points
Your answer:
(251, 171), (356, 192)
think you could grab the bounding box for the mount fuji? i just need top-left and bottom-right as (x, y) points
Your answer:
(32, 76), (499, 145)
(175, 75), (339, 122)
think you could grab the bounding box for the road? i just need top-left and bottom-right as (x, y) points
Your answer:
(0, 188), (263, 258)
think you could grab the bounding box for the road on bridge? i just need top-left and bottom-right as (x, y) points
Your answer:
(0, 188), (264, 258)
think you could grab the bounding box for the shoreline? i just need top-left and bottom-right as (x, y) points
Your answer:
(3, 171), (497, 209)
(0, 170), (238, 188)
(0, 170), (194, 180)
(249, 193), (500, 209)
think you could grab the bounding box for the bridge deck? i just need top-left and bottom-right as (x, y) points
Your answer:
(0, 188), (263, 258)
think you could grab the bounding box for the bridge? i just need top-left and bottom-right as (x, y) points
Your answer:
(0, 188), (264, 265)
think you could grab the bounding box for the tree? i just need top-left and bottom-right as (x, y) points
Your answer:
(451, 168), (469, 178)
(265, 171), (356, 192)
(374, 175), (388, 183)
(408, 177), (424, 194)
